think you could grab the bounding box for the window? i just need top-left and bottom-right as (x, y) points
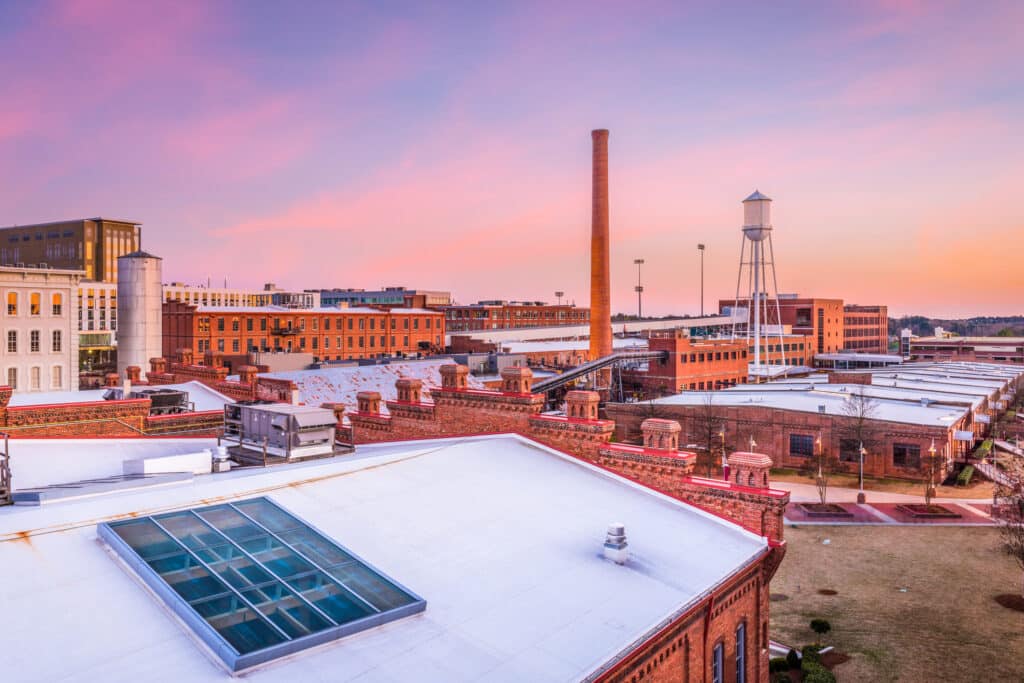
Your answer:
(52, 330), (62, 353)
(789, 434), (814, 458)
(6, 367), (16, 389)
(52, 293), (62, 315)
(217, 339), (225, 352)
(6, 330), (16, 353)
(839, 439), (861, 463)
(217, 318), (225, 332)
(893, 443), (921, 468)
(97, 497), (425, 673)
(30, 366), (41, 390)
(30, 330), (40, 352)
(30, 292), (40, 316)
(231, 319), (240, 332)
(247, 318), (254, 332)
(7, 292), (17, 315)
(260, 318), (267, 331)
(735, 622), (746, 683)
(51, 365), (62, 389)
(232, 339), (239, 353)
(712, 642), (724, 683)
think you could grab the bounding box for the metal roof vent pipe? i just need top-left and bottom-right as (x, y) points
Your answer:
(603, 523), (629, 564)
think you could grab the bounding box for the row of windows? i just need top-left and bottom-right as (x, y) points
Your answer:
(710, 622), (746, 683)
(788, 434), (926, 468)
(5, 365), (64, 390)
(685, 377), (746, 391)
(203, 316), (437, 333)
(197, 335), (441, 353)
(844, 316), (883, 326)
(5, 330), (62, 353)
(680, 349), (746, 363)
(4, 292), (64, 316)
(445, 309), (588, 320)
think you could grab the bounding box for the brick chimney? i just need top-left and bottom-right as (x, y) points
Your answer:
(204, 350), (223, 368)
(641, 418), (681, 452)
(178, 348), (194, 366)
(237, 365), (258, 384)
(149, 357), (166, 375)
(440, 364), (469, 390)
(727, 451), (774, 489)
(500, 366), (534, 394)
(125, 366), (141, 383)
(589, 129), (612, 375)
(395, 378), (423, 403)
(566, 390), (600, 420)
(357, 391), (382, 415)
(105, 373), (120, 388)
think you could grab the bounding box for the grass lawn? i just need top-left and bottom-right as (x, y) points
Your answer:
(770, 526), (1024, 682)
(770, 468), (995, 500)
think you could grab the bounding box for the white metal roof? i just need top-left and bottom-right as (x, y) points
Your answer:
(7, 381), (232, 412)
(0, 434), (766, 681)
(499, 338), (647, 354)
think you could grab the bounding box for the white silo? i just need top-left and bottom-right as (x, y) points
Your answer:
(117, 251), (163, 382)
(731, 190), (787, 373)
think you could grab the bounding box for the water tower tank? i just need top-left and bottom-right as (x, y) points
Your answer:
(117, 251), (163, 382)
(742, 190), (772, 242)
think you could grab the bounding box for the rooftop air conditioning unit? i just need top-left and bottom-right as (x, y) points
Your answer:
(818, 405), (827, 414)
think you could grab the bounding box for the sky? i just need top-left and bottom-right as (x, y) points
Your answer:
(1, 0), (1022, 318)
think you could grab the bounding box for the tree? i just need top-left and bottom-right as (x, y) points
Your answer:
(693, 393), (729, 477)
(921, 442), (946, 507)
(836, 386), (882, 467)
(799, 437), (842, 504)
(809, 619), (831, 643)
(995, 458), (1024, 598)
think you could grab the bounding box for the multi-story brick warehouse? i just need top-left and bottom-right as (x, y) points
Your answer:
(622, 332), (750, 394)
(721, 295), (846, 355)
(907, 335), (1024, 364)
(843, 304), (889, 353)
(163, 302), (445, 369)
(0, 218), (141, 282)
(444, 300), (590, 332)
(317, 286), (452, 309)
(607, 361), (1024, 481)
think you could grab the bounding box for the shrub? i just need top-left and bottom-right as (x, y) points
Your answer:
(810, 618), (832, 638)
(957, 465), (975, 487)
(769, 657), (789, 673)
(802, 644), (822, 663)
(786, 648), (801, 669)
(803, 663), (836, 683)
(771, 674), (793, 683)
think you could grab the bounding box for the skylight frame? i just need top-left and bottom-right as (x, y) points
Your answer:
(99, 496), (426, 672)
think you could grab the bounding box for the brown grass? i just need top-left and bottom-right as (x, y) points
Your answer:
(770, 526), (1024, 682)
(770, 469), (995, 500)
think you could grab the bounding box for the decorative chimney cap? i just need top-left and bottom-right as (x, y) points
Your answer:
(727, 451), (773, 468)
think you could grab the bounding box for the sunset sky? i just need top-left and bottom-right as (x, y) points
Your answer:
(1, 1), (1021, 318)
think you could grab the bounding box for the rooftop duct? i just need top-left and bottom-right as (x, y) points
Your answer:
(603, 523), (628, 564)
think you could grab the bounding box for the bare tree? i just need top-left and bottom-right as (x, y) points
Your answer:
(799, 434), (842, 504)
(693, 393), (729, 477)
(921, 442), (946, 507)
(995, 458), (1024, 598)
(836, 385), (882, 467)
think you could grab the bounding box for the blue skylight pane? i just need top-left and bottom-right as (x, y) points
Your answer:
(100, 496), (425, 672)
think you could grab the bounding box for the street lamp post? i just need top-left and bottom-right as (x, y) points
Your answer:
(633, 259), (645, 319)
(555, 291), (564, 306)
(697, 244), (705, 316)
(719, 426), (727, 481)
(858, 442), (867, 504)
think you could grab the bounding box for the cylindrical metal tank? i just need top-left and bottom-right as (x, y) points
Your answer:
(117, 251), (163, 382)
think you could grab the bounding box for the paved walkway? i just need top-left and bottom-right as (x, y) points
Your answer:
(772, 480), (991, 505)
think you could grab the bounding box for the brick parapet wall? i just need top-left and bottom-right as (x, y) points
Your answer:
(143, 410), (224, 436)
(2, 399), (151, 434)
(346, 411), (396, 443)
(431, 386), (545, 436)
(528, 414), (614, 460)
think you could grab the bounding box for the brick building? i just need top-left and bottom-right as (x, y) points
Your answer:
(622, 332), (749, 394)
(444, 300), (589, 332)
(722, 295), (846, 355)
(163, 303), (445, 370)
(843, 304), (889, 354)
(0, 217), (140, 283)
(317, 286), (452, 309)
(908, 336), (1024, 364)
(607, 362), (1024, 481)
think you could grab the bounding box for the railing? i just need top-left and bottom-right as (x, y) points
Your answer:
(1, 433), (11, 506)
(531, 350), (669, 393)
(270, 326), (300, 336)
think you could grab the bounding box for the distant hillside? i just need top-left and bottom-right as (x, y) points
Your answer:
(889, 315), (1024, 338)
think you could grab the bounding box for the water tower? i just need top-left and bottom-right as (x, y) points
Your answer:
(117, 251), (163, 382)
(730, 190), (787, 371)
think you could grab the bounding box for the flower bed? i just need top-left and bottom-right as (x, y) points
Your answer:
(893, 503), (962, 518)
(799, 503), (854, 518)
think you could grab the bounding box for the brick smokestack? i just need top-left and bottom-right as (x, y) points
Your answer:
(589, 129), (612, 368)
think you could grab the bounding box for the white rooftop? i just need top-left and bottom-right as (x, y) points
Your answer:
(258, 359), (486, 411)
(7, 381), (232, 412)
(499, 338), (647, 354)
(0, 434), (766, 681)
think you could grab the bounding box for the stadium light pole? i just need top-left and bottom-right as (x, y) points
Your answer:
(633, 259), (645, 319)
(697, 244), (705, 317)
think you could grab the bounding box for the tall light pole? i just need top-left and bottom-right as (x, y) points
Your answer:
(633, 258), (645, 319)
(555, 290), (564, 306)
(858, 442), (867, 503)
(697, 244), (705, 317)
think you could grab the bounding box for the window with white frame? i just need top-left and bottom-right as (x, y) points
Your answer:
(52, 292), (63, 316)
(6, 367), (16, 389)
(6, 330), (16, 353)
(735, 622), (746, 683)
(52, 330), (62, 353)
(30, 366), (40, 390)
(51, 365), (62, 389)
(30, 292), (41, 316)
(30, 330), (40, 352)
(712, 641), (724, 683)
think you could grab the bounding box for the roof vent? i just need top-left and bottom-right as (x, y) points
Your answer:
(921, 397), (932, 407)
(603, 523), (628, 564)
(818, 405), (826, 414)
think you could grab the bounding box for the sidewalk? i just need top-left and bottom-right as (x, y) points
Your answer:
(772, 480), (992, 505)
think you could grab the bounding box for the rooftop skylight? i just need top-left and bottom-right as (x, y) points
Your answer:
(99, 497), (424, 672)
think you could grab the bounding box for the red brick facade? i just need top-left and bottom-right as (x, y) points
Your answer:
(443, 301), (589, 332)
(843, 304), (889, 354)
(163, 301), (445, 369)
(623, 332), (750, 395)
